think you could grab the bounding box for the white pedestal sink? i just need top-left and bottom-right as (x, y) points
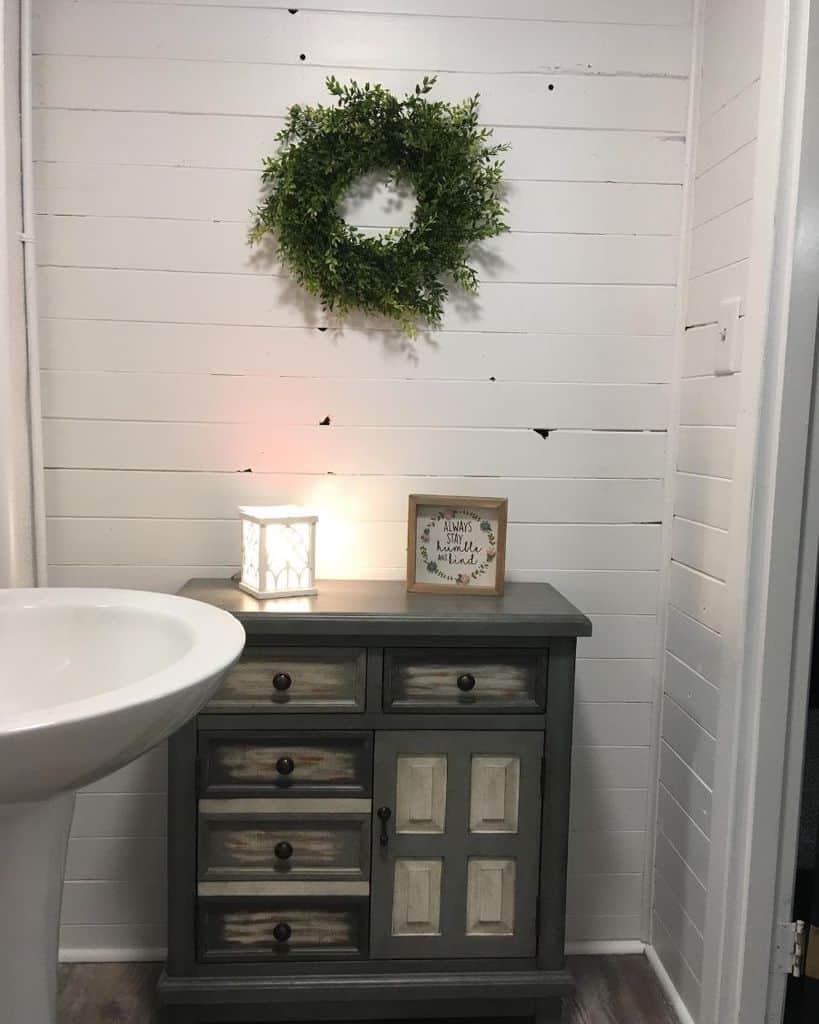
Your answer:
(0, 588), (245, 1024)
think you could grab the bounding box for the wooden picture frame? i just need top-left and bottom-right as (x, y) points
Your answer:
(406, 495), (508, 596)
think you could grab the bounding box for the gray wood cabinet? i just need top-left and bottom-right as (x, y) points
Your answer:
(157, 579), (591, 1024)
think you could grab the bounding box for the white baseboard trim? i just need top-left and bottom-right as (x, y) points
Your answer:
(565, 940), (646, 955)
(61, 940), (647, 963)
(645, 943), (695, 1024)
(59, 947), (166, 963)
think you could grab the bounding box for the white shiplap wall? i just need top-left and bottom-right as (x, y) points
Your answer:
(32, 0), (692, 957)
(652, 0), (764, 1016)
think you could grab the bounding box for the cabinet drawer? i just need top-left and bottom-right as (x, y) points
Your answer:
(205, 647), (366, 712)
(198, 799), (371, 882)
(198, 732), (372, 798)
(198, 896), (368, 961)
(383, 649), (547, 712)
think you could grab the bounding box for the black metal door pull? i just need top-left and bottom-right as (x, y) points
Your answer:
(274, 840), (293, 861)
(377, 805), (392, 847)
(272, 672), (293, 692)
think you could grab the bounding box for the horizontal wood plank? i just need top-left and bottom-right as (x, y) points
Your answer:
(661, 698), (716, 786)
(45, 518), (662, 572)
(657, 783), (710, 887)
(31, 110), (686, 195)
(568, 831), (647, 876)
(61, 881), (165, 926)
(101, 0), (693, 24)
(566, 874), (644, 919)
(39, 320), (674, 384)
(689, 200), (753, 279)
(652, 870), (704, 978)
(671, 516), (728, 579)
(659, 741), (712, 838)
(696, 80), (759, 176)
(668, 561), (726, 634)
(665, 606), (721, 685)
(33, 57), (689, 131)
(571, 746), (651, 790)
(573, 702), (653, 747)
(65, 837), (165, 882)
(654, 831), (707, 933)
(574, 659), (655, 702)
(686, 260), (749, 329)
(34, 1), (692, 75)
(42, 372), (669, 430)
(37, 216), (680, 283)
(70, 794), (167, 838)
(43, 421), (667, 477)
(38, 267), (678, 335)
(44, 469), (664, 525)
(676, 426), (735, 479)
(678, 374), (740, 428)
(570, 789), (648, 832)
(673, 471), (731, 530)
(692, 141), (756, 228)
(663, 653), (719, 736)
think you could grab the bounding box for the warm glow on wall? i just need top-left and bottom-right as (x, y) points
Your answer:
(238, 506), (318, 599)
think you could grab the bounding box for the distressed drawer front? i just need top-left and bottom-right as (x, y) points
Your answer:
(205, 647), (366, 712)
(383, 650), (547, 712)
(199, 732), (372, 798)
(198, 897), (368, 961)
(198, 800), (371, 881)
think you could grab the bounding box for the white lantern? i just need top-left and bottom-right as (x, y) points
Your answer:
(238, 506), (318, 599)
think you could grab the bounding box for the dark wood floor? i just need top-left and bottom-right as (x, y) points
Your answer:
(57, 956), (679, 1024)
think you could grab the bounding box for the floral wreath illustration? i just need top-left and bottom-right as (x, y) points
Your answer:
(418, 509), (497, 586)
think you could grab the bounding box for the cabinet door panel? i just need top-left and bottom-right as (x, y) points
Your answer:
(370, 731), (542, 959)
(466, 858), (516, 935)
(395, 755), (447, 834)
(470, 755), (521, 833)
(391, 858), (443, 936)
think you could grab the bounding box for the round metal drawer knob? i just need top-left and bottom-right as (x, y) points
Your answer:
(272, 922), (292, 944)
(274, 840), (294, 861)
(272, 672), (292, 692)
(457, 673), (476, 692)
(275, 756), (295, 776)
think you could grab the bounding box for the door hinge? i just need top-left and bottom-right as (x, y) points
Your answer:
(775, 921), (809, 977)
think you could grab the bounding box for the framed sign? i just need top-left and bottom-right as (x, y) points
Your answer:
(406, 495), (508, 595)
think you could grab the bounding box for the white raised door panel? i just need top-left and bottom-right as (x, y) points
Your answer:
(469, 755), (521, 833)
(466, 858), (517, 936)
(395, 755), (447, 834)
(391, 858), (443, 936)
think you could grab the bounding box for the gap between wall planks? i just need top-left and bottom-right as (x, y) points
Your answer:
(32, 0), (693, 954)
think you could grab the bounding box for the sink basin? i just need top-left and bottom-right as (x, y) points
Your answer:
(0, 588), (245, 1024)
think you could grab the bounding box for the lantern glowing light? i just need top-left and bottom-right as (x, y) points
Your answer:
(238, 506), (318, 599)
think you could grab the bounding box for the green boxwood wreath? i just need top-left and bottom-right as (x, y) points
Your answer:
(249, 76), (509, 335)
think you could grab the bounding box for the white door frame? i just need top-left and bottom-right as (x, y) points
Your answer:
(763, 2), (819, 1017)
(697, 0), (819, 1020)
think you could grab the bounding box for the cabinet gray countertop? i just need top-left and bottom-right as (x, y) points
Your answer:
(179, 578), (593, 639)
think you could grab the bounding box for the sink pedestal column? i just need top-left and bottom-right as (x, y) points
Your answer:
(0, 792), (75, 1024)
